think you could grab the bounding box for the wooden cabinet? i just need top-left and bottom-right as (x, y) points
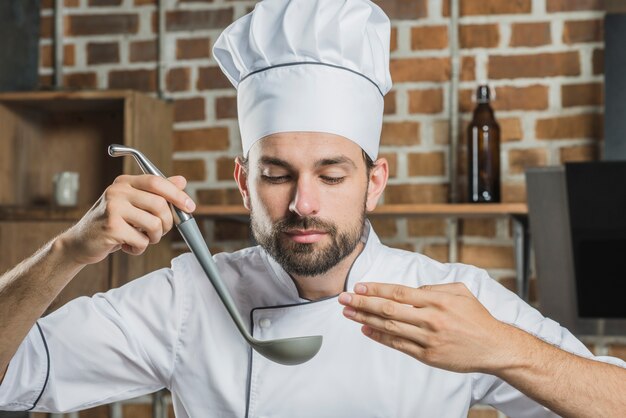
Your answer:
(0, 90), (173, 313)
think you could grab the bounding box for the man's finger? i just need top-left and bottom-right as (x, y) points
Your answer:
(128, 174), (195, 213)
(419, 282), (472, 297)
(351, 282), (446, 308)
(362, 326), (426, 360)
(343, 306), (430, 346)
(339, 292), (435, 329)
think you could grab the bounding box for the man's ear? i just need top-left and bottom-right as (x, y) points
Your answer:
(234, 156), (251, 210)
(365, 158), (389, 212)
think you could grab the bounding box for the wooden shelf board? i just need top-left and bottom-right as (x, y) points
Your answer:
(193, 203), (528, 218)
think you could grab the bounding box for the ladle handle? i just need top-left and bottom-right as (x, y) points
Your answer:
(107, 144), (252, 342)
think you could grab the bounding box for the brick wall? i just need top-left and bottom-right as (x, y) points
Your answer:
(34, 1), (624, 417)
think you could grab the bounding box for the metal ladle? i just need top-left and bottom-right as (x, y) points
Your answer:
(108, 144), (323, 365)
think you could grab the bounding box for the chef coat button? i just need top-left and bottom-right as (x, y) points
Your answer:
(259, 318), (271, 328)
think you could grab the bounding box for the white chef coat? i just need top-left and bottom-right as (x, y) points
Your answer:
(1, 222), (624, 417)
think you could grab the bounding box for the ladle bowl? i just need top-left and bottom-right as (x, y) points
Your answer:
(108, 144), (323, 366)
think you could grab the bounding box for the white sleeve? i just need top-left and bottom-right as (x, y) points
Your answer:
(0, 262), (190, 413)
(465, 268), (626, 418)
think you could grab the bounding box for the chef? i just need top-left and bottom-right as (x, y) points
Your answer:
(1, 0), (625, 417)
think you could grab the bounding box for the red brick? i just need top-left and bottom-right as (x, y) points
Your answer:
(460, 244), (514, 269)
(108, 69), (156, 92)
(167, 68), (190, 92)
(215, 220), (249, 241)
(40, 16), (53, 39)
(216, 96), (237, 119)
(547, 0), (603, 12)
(40, 44), (75, 68)
(173, 159), (206, 181)
(384, 90), (396, 115)
(130, 40), (157, 62)
(562, 82), (603, 107)
(173, 127), (229, 151)
(489, 52), (580, 79)
(443, 0), (531, 16)
(408, 152), (446, 176)
(408, 88), (444, 114)
(461, 56), (475, 81)
(87, 42), (120, 65)
(38, 75), (53, 88)
(375, 0), (427, 20)
(502, 182), (527, 203)
(593, 49), (604, 75)
(197, 66), (233, 90)
(390, 27), (398, 52)
(174, 97), (205, 122)
(422, 244), (448, 263)
(384, 183), (448, 204)
(459, 24), (499, 48)
(510, 22), (551, 47)
(122, 404), (151, 417)
(370, 218), (398, 238)
(536, 113), (603, 140)
(79, 405), (110, 418)
(500, 118), (523, 142)
(433, 120), (449, 145)
(216, 156), (235, 181)
(390, 57), (450, 82)
(89, 0), (122, 5)
(135, 0), (156, 4)
(176, 37), (211, 60)
(411, 25), (448, 50)
(166, 9), (233, 31)
(559, 144), (599, 163)
(379, 152), (397, 178)
(196, 188), (242, 205)
(407, 219), (446, 236)
(66, 14), (138, 36)
(64, 72), (97, 89)
(508, 148), (548, 174)
(494, 85), (549, 111)
(460, 219), (496, 237)
(381, 122), (420, 146)
(563, 20), (603, 44)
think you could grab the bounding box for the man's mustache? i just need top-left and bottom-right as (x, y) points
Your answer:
(275, 215), (338, 235)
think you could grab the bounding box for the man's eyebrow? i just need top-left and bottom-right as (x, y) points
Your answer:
(315, 156), (357, 169)
(258, 156), (292, 169)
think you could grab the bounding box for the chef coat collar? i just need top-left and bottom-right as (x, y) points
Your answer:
(261, 219), (382, 302)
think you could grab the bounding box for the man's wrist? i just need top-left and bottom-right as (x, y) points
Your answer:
(51, 233), (87, 273)
(480, 321), (533, 377)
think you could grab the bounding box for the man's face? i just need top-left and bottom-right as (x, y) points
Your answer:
(237, 132), (374, 277)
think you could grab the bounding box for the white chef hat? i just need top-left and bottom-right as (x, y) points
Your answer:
(213, 0), (392, 160)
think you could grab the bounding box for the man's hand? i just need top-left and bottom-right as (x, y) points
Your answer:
(58, 174), (196, 267)
(338, 282), (511, 374)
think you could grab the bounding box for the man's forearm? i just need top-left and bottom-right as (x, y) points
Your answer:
(493, 323), (626, 418)
(0, 236), (84, 383)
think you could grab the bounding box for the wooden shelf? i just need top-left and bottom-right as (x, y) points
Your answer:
(194, 203), (528, 218)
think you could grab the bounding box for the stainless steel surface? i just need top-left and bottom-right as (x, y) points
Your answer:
(512, 216), (530, 301)
(526, 167), (626, 335)
(108, 144), (323, 365)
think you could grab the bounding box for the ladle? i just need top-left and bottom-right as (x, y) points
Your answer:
(108, 144), (323, 365)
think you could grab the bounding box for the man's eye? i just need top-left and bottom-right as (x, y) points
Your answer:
(261, 175), (290, 184)
(320, 176), (345, 184)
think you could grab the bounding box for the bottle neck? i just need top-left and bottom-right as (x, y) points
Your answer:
(473, 102), (495, 121)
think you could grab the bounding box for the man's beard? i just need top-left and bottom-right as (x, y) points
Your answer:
(251, 206), (366, 277)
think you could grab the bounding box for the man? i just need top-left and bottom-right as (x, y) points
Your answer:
(1, 0), (625, 416)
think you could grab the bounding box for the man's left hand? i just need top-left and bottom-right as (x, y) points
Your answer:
(339, 282), (513, 374)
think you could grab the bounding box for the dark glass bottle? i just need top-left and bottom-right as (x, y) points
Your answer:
(467, 85), (500, 203)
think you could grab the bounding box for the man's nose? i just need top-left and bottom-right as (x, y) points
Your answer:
(289, 176), (320, 217)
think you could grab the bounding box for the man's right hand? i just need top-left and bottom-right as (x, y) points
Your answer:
(56, 174), (196, 267)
